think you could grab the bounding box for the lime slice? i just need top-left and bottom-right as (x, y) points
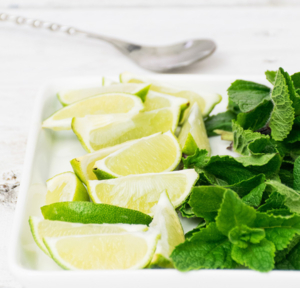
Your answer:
(178, 103), (211, 156)
(43, 229), (159, 270)
(46, 172), (89, 205)
(70, 139), (138, 185)
(120, 72), (222, 118)
(87, 169), (198, 216)
(29, 216), (147, 255)
(42, 93), (144, 131)
(57, 83), (150, 106)
(149, 191), (185, 268)
(41, 201), (152, 225)
(72, 107), (180, 152)
(143, 90), (188, 112)
(93, 131), (181, 179)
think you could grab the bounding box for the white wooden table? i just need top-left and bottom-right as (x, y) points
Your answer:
(1, 2), (300, 287)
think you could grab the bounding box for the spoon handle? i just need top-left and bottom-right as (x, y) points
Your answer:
(0, 13), (132, 52)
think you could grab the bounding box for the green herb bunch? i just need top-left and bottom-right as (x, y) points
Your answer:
(171, 68), (300, 272)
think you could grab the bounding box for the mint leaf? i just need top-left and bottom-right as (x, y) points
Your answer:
(171, 223), (235, 271)
(276, 240), (300, 269)
(185, 222), (206, 240)
(205, 111), (237, 137)
(233, 121), (268, 156)
(254, 213), (300, 250)
(291, 72), (300, 89)
(182, 149), (208, 171)
(216, 190), (256, 236)
(293, 156), (300, 190)
(225, 174), (265, 198)
(231, 238), (275, 272)
(204, 155), (278, 185)
(234, 153), (281, 177)
(228, 80), (271, 113)
(275, 235), (300, 263)
(228, 98), (242, 115)
(285, 129), (300, 143)
(279, 169), (294, 188)
(269, 69), (295, 141)
(265, 70), (277, 85)
(280, 68), (300, 116)
(189, 186), (226, 221)
(267, 181), (300, 214)
(233, 121), (266, 155)
(258, 192), (287, 212)
(228, 225), (265, 248)
(242, 182), (266, 207)
(179, 199), (196, 218)
(267, 209), (292, 217)
(236, 100), (273, 131)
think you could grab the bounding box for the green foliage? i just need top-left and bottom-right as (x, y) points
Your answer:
(242, 182), (266, 207)
(228, 225), (265, 248)
(174, 67), (300, 274)
(216, 190), (256, 236)
(231, 239), (275, 272)
(204, 111), (237, 137)
(269, 69), (295, 141)
(227, 80), (271, 112)
(189, 186), (226, 221)
(294, 156), (300, 190)
(171, 223), (236, 271)
(236, 100), (273, 131)
(265, 70), (277, 85)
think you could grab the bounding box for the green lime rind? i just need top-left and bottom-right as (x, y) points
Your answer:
(73, 174), (90, 201)
(203, 94), (222, 117)
(46, 171), (89, 203)
(41, 201), (152, 226)
(70, 158), (87, 185)
(182, 133), (198, 156)
(29, 217), (50, 256)
(135, 84), (151, 102)
(56, 93), (68, 106)
(71, 118), (91, 153)
(43, 238), (70, 270)
(179, 102), (190, 123)
(148, 254), (174, 269)
(93, 168), (116, 180)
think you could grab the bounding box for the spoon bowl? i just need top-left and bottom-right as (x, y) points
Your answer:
(111, 39), (216, 72)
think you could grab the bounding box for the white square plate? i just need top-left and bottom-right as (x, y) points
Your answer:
(9, 74), (299, 288)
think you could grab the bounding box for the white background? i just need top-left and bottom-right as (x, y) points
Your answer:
(1, 0), (300, 287)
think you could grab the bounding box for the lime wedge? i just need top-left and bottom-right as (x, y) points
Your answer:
(178, 103), (211, 156)
(87, 169), (198, 215)
(42, 93), (144, 131)
(43, 229), (159, 270)
(57, 83), (150, 106)
(120, 72), (222, 118)
(46, 172), (89, 205)
(29, 216), (147, 255)
(149, 191), (185, 268)
(93, 131), (181, 179)
(72, 107), (180, 152)
(41, 201), (152, 225)
(70, 139), (138, 185)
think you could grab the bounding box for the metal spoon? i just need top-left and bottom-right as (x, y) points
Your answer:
(0, 13), (216, 72)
